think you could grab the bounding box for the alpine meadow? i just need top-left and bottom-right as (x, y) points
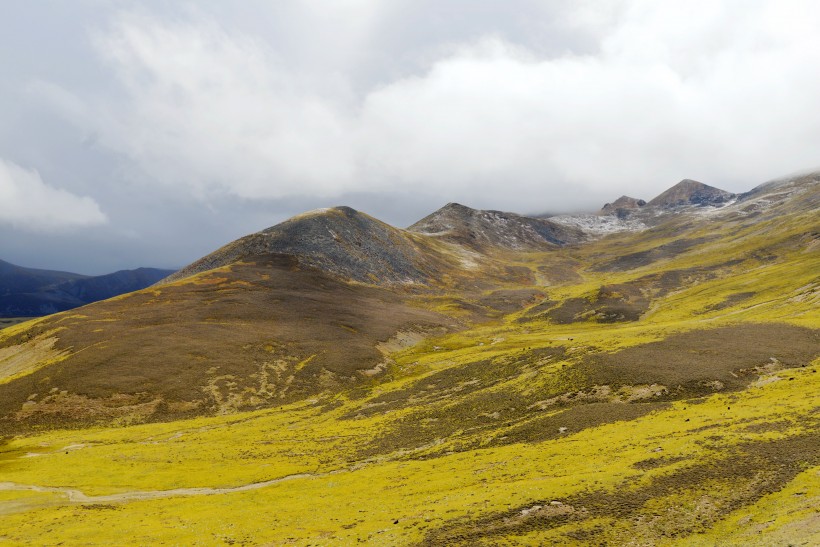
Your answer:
(0, 173), (818, 545)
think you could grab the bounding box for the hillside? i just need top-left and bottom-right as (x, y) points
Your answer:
(0, 261), (174, 317)
(0, 173), (817, 545)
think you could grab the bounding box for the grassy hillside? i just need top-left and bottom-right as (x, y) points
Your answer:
(0, 175), (817, 545)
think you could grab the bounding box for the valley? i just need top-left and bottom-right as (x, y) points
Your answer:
(0, 174), (817, 545)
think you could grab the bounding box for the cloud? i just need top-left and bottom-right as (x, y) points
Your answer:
(357, 1), (820, 205)
(88, 12), (357, 200)
(0, 159), (107, 231)
(49, 2), (820, 211)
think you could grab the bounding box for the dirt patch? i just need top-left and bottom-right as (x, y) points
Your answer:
(579, 323), (819, 397)
(347, 347), (566, 419)
(516, 299), (559, 322)
(743, 420), (792, 433)
(357, 390), (665, 461)
(546, 284), (649, 324)
(536, 264), (583, 285)
(702, 291), (756, 312)
(494, 401), (668, 447)
(529, 266), (728, 325)
(476, 289), (545, 315)
(421, 431), (820, 545)
(631, 454), (690, 471)
(540, 298), (588, 324)
(376, 329), (441, 355)
(14, 392), (162, 427)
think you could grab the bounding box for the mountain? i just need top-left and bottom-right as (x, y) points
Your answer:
(600, 195), (646, 216)
(163, 206), (446, 286)
(409, 202), (586, 250)
(0, 261), (174, 317)
(165, 204), (586, 288)
(0, 259), (87, 294)
(0, 172), (817, 546)
(647, 178), (735, 208)
(54, 267), (175, 303)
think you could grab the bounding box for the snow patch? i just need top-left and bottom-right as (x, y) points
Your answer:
(548, 214), (647, 235)
(688, 197), (739, 217)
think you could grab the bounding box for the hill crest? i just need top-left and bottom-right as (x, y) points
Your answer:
(647, 179), (735, 208)
(163, 206), (442, 286)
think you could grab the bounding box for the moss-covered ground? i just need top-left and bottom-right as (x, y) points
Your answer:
(0, 359), (816, 545)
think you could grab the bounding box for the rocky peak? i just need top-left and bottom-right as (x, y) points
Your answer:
(409, 203), (584, 250)
(600, 196), (647, 216)
(164, 206), (437, 286)
(648, 179), (735, 208)
(408, 202), (479, 234)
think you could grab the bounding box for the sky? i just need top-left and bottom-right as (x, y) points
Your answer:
(1, 0), (819, 274)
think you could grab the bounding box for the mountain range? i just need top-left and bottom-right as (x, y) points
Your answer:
(0, 261), (174, 317)
(0, 172), (817, 545)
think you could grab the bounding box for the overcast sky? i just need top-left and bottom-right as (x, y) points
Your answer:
(1, 0), (819, 274)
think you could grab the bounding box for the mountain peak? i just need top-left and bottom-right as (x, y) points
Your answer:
(409, 203), (584, 250)
(440, 202), (473, 212)
(648, 179), (735, 208)
(165, 205), (439, 286)
(281, 205), (361, 224)
(409, 202), (481, 230)
(600, 196), (647, 215)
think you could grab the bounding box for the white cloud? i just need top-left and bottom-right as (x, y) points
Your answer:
(0, 159), (107, 231)
(357, 1), (820, 205)
(52, 2), (820, 211)
(89, 12), (358, 200)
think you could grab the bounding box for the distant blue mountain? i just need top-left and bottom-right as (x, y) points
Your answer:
(0, 259), (174, 317)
